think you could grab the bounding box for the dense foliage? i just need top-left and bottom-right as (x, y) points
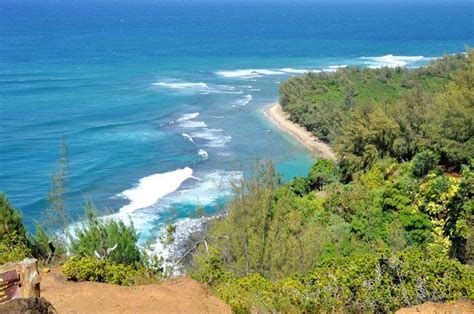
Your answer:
(202, 251), (472, 313)
(70, 206), (141, 266)
(191, 159), (473, 312)
(0, 194), (31, 264)
(0, 193), (27, 241)
(280, 51), (473, 179)
(191, 53), (473, 312)
(63, 256), (141, 286)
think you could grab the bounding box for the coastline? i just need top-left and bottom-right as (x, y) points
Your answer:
(263, 102), (337, 161)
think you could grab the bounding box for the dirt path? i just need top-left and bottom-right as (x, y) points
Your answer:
(396, 300), (474, 313)
(263, 103), (337, 161)
(41, 269), (231, 314)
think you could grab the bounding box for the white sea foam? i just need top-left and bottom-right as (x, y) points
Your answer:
(153, 81), (243, 95)
(198, 149), (209, 160)
(279, 68), (312, 74)
(233, 94), (253, 106)
(191, 128), (232, 148)
(216, 69), (284, 79)
(152, 216), (214, 274)
(118, 167), (194, 214)
(174, 112), (208, 128)
(182, 133), (194, 143)
(179, 121), (208, 128)
(177, 112), (200, 122)
(153, 82), (209, 89)
(361, 55), (428, 68)
(329, 64), (348, 69)
(151, 169), (243, 274)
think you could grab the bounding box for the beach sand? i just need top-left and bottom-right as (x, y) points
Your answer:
(264, 103), (337, 161)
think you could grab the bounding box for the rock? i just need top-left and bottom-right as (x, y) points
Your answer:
(0, 297), (57, 314)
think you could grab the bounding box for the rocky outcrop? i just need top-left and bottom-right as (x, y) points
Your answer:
(0, 297), (57, 314)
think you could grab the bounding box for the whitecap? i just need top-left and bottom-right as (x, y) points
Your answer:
(164, 170), (242, 208)
(182, 133), (194, 143)
(198, 149), (209, 160)
(361, 55), (428, 68)
(176, 112), (199, 122)
(174, 112), (208, 128)
(216, 69), (284, 79)
(279, 68), (312, 74)
(233, 94), (253, 106)
(118, 167), (194, 214)
(153, 82), (209, 89)
(191, 128), (232, 148)
(179, 121), (208, 128)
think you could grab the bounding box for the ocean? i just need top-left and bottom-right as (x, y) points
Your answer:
(1, 0), (473, 248)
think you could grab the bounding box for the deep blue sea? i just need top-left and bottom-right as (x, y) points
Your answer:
(1, 0), (473, 246)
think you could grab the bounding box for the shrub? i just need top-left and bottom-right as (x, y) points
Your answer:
(70, 207), (141, 265)
(412, 150), (440, 177)
(0, 193), (27, 241)
(62, 256), (140, 286)
(0, 230), (31, 264)
(209, 250), (473, 313)
(308, 159), (339, 190)
(288, 177), (310, 196)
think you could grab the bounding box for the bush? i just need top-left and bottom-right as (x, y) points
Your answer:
(70, 207), (141, 265)
(288, 177), (310, 196)
(62, 256), (141, 285)
(210, 250), (473, 313)
(412, 150), (440, 177)
(0, 230), (31, 264)
(308, 159), (339, 190)
(0, 194), (27, 241)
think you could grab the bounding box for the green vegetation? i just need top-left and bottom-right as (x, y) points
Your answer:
(63, 256), (142, 286)
(0, 194), (31, 264)
(280, 51), (473, 179)
(70, 205), (141, 266)
(205, 251), (472, 313)
(190, 52), (474, 312)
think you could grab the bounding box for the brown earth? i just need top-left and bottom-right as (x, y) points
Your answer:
(41, 269), (231, 314)
(396, 301), (474, 314)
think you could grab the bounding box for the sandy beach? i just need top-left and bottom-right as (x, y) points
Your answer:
(264, 102), (337, 161)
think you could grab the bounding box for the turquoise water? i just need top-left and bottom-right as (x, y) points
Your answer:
(1, 0), (473, 241)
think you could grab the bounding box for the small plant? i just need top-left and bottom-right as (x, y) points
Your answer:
(70, 204), (141, 266)
(62, 256), (141, 286)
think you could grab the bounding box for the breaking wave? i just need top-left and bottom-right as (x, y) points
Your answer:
(361, 55), (429, 68)
(117, 167), (195, 214)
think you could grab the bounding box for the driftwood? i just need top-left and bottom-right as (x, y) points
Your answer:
(167, 236), (229, 278)
(94, 243), (118, 260)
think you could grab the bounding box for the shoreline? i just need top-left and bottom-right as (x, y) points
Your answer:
(263, 102), (337, 161)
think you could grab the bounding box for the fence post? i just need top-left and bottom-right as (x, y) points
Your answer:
(16, 258), (40, 298)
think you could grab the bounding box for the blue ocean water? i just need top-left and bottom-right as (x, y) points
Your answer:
(1, 0), (473, 243)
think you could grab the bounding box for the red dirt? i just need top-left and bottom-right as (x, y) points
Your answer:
(41, 269), (231, 314)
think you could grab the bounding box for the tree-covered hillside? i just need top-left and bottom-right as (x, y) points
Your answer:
(280, 51), (473, 179)
(190, 52), (474, 312)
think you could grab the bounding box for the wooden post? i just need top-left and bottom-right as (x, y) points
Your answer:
(15, 258), (40, 298)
